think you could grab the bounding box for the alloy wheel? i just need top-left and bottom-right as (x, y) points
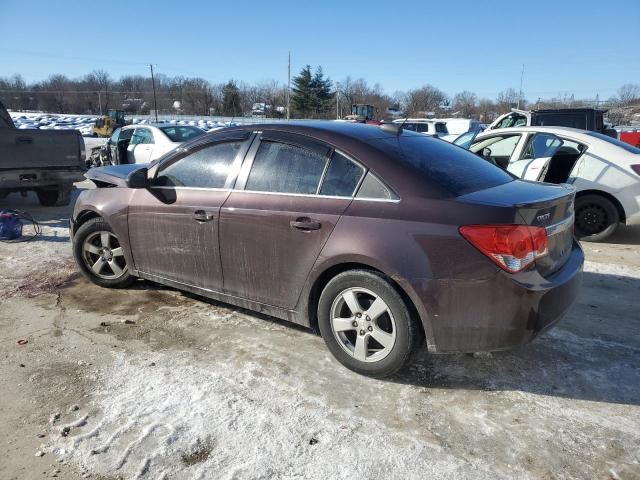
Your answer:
(330, 287), (397, 363)
(82, 231), (127, 280)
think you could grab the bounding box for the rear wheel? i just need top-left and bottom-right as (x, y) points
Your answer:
(73, 217), (135, 288)
(36, 186), (71, 206)
(575, 194), (619, 242)
(318, 270), (422, 377)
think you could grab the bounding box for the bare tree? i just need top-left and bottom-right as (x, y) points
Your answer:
(617, 84), (640, 104)
(452, 91), (478, 118)
(403, 85), (447, 117)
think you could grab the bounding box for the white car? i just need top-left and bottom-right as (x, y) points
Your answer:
(437, 118), (483, 142)
(392, 118), (449, 138)
(454, 126), (640, 241)
(107, 124), (206, 165)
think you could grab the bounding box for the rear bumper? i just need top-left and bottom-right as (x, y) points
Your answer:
(0, 167), (85, 190)
(421, 240), (584, 353)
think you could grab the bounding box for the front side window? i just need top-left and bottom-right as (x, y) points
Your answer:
(435, 123), (448, 134)
(521, 133), (562, 160)
(245, 141), (328, 194)
(155, 141), (243, 188)
(319, 152), (364, 197)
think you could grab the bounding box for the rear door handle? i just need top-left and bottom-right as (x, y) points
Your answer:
(290, 217), (321, 231)
(193, 210), (214, 222)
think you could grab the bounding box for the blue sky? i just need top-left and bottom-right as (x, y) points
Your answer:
(1, 0), (638, 100)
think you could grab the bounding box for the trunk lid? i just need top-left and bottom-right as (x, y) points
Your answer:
(459, 180), (576, 277)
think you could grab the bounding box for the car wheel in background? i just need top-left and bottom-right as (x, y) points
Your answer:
(318, 270), (422, 377)
(575, 194), (619, 242)
(36, 186), (72, 206)
(72, 217), (135, 288)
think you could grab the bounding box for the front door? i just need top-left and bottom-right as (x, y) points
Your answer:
(127, 127), (155, 164)
(219, 133), (364, 309)
(128, 134), (252, 291)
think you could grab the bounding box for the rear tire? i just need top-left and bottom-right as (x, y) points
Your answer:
(72, 217), (135, 288)
(36, 186), (72, 206)
(575, 194), (619, 242)
(318, 270), (422, 378)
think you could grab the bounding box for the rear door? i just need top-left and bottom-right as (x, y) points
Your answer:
(508, 133), (563, 180)
(128, 131), (252, 292)
(219, 132), (364, 308)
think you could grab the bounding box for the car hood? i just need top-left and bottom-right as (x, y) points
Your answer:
(85, 164), (148, 187)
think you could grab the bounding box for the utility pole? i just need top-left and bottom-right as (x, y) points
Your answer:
(287, 52), (291, 121)
(517, 64), (525, 109)
(149, 64), (158, 123)
(335, 82), (340, 119)
(97, 90), (102, 115)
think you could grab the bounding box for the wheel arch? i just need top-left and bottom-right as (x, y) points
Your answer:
(575, 189), (626, 224)
(72, 209), (103, 236)
(306, 261), (427, 345)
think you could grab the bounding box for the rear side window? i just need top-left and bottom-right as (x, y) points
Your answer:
(155, 141), (243, 188)
(356, 172), (398, 200)
(376, 134), (514, 196)
(246, 141), (328, 194)
(435, 123), (448, 134)
(319, 152), (364, 197)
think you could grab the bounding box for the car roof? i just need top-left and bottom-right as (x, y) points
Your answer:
(478, 126), (595, 140)
(123, 123), (202, 130)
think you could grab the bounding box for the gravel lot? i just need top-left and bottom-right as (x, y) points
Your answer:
(1, 184), (639, 480)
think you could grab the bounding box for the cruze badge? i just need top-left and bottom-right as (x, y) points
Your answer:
(537, 213), (551, 223)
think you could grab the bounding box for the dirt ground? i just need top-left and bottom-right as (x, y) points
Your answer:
(1, 183), (639, 480)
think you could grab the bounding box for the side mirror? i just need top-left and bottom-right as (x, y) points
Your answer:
(126, 167), (149, 189)
(482, 147), (492, 158)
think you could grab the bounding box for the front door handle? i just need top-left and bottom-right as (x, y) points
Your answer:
(193, 210), (214, 222)
(290, 217), (321, 231)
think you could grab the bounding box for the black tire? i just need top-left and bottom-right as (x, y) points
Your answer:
(72, 217), (135, 288)
(36, 186), (72, 207)
(317, 270), (423, 378)
(575, 194), (619, 242)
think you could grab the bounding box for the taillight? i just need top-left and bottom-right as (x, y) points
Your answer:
(631, 165), (640, 176)
(459, 225), (548, 273)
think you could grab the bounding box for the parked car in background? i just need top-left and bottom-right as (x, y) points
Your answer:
(391, 118), (449, 138)
(71, 122), (582, 377)
(0, 101), (85, 206)
(104, 124), (206, 165)
(437, 118), (483, 142)
(454, 126), (640, 241)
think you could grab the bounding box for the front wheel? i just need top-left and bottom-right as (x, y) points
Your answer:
(318, 270), (423, 378)
(575, 194), (619, 242)
(72, 217), (135, 288)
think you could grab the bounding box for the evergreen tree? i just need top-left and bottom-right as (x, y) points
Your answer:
(310, 66), (334, 117)
(222, 81), (242, 116)
(291, 65), (334, 118)
(291, 65), (314, 118)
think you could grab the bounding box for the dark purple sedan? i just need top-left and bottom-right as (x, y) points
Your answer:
(70, 122), (583, 377)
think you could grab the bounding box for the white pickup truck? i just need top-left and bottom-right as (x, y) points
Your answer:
(0, 101), (86, 206)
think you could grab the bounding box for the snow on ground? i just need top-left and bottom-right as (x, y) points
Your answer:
(48, 352), (504, 480)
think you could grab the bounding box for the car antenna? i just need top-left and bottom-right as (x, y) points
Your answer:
(380, 116), (406, 135)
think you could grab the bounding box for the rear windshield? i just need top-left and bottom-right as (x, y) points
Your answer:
(585, 131), (640, 154)
(375, 132), (514, 196)
(160, 126), (205, 142)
